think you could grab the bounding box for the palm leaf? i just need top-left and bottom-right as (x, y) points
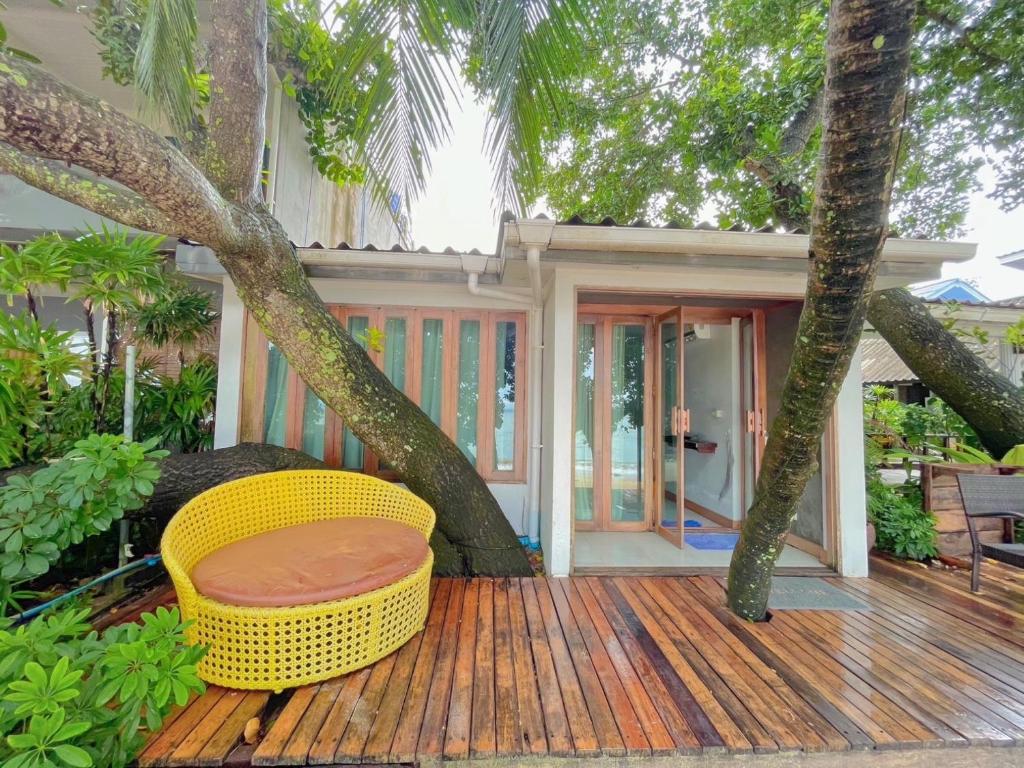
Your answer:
(133, 0), (198, 135)
(474, 0), (589, 213)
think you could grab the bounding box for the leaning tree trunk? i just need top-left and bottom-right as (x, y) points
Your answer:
(867, 288), (1024, 456)
(0, 3), (531, 577)
(221, 214), (532, 575)
(727, 0), (917, 621)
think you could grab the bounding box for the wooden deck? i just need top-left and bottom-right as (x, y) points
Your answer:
(139, 556), (1024, 766)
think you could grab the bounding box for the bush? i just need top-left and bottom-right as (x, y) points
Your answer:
(0, 435), (206, 768)
(0, 605), (205, 768)
(0, 435), (166, 613)
(867, 475), (938, 561)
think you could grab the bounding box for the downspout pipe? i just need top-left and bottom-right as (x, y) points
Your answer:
(462, 251), (544, 547)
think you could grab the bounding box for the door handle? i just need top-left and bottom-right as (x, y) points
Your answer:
(680, 408), (690, 434)
(669, 405), (680, 437)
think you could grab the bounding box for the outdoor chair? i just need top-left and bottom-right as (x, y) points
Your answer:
(161, 470), (435, 691)
(956, 473), (1024, 592)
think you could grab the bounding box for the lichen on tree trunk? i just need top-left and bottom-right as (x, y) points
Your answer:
(727, 0), (917, 621)
(0, 0), (532, 577)
(868, 288), (1024, 457)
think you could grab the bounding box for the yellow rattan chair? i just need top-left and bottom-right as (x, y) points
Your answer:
(161, 470), (435, 691)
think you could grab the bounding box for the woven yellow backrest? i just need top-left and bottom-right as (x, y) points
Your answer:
(162, 470), (435, 575)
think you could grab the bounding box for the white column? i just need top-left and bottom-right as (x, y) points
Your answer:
(834, 346), (868, 576)
(213, 279), (245, 449)
(540, 272), (575, 576)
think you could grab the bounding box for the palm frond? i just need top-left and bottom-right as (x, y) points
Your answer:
(474, 0), (589, 213)
(133, 0), (198, 135)
(323, 0), (463, 212)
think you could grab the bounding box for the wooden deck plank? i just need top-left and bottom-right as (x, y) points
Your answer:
(413, 577), (464, 760)
(506, 578), (552, 755)
(569, 578), (680, 755)
(644, 578), (809, 752)
(387, 578), (452, 763)
(443, 578), (478, 761)
(630, 578), (778, 754)
(553, 578), (651, 756)
(140, 688), (228, 768)
(470, 578), (497, 759)
(538, 577), (626, 756)
(195, 692), (271, 767)
(519, 576), (577, 756)
(492, 579), (523, 757)
(606, 577), (743, 751)
(251, 685), (320, 766)
(583, 577), (703, 754)
(802, 608), (1008, 745)
(334, 650), (399, 762)
(168, 689), (248, 766)
(657, 577), (839, 753)
(141, 569), (1024, 766)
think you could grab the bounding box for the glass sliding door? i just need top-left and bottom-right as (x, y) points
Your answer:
(574, 322), (597, 525)
(573, 315), (651, 532)
(656, 308), (685, 548)
(609, 323), (646, 524)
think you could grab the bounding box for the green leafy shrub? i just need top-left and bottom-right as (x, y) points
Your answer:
(0, 435), (205, 768)
(0, 435), (167, 613)
(0, 605), (205, 768)
(867, 475), (938, 561)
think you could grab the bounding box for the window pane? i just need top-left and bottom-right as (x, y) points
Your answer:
(263, 343), (287, 446)
(493, 320), (517, 472)
(611, 324), (645, 522)
(301, 386), (325, 460)
(421, 318), (444, 425)
(574, 323), (595, 521)
(342, 315), (369, 470)
(456, 319), (481, 461)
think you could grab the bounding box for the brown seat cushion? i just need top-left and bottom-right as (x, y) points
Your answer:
(191, 517), (430, 608)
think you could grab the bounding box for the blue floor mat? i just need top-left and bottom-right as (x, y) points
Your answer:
(684, 532), (739, 550)
(660, 519), (703, 528)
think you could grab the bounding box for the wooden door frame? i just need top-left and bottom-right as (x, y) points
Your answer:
(654, 307), (685, 548)
(571, 313), (654, 533)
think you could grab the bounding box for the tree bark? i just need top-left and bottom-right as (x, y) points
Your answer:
(867, 288), (1024, 456)
(216, 213), (529, 575)
(0, 0), (532, 576)
(727, 0), (916, 621)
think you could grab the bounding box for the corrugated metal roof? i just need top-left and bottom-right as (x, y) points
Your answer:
(860, 337), (917, 384)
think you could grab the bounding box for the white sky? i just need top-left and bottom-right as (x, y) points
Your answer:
(410, 97), (1024, 300)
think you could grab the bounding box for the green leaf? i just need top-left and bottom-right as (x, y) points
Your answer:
(53, 744), (93, 768)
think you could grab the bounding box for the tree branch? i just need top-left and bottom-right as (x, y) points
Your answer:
(0, 52), (237, 247)
(780, 89), (824, 157)
(203, 0), (268, 203)
(0, 143), (178, 235)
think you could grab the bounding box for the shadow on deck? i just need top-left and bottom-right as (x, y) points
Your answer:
(137, 555), (1024, 767)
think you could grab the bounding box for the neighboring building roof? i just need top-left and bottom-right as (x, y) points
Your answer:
(911, 277), (990, 303)
(861, 337), (917, 385)
(1000, 248), (1024, 270)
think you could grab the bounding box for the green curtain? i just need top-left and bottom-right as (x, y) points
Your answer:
(383, 317), (407, 391)
(494, 321), (517, 471)
(302, 386), (325, 460)
(456, 319), (480, 462)
(421, 319), (444, 425)
(263, 343), (287, 446)
(574, 323), (595, 521)
(342, 315), (369, 469)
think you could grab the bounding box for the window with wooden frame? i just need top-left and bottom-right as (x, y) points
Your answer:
(239, 305), (528, 482)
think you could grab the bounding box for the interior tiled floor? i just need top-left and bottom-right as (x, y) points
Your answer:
(573, 530), (825, 569)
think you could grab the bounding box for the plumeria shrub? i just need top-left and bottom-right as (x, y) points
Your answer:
(0, 606), (205, 768)
(0, 435), (167, 612)
(0, 435), (206, 768)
